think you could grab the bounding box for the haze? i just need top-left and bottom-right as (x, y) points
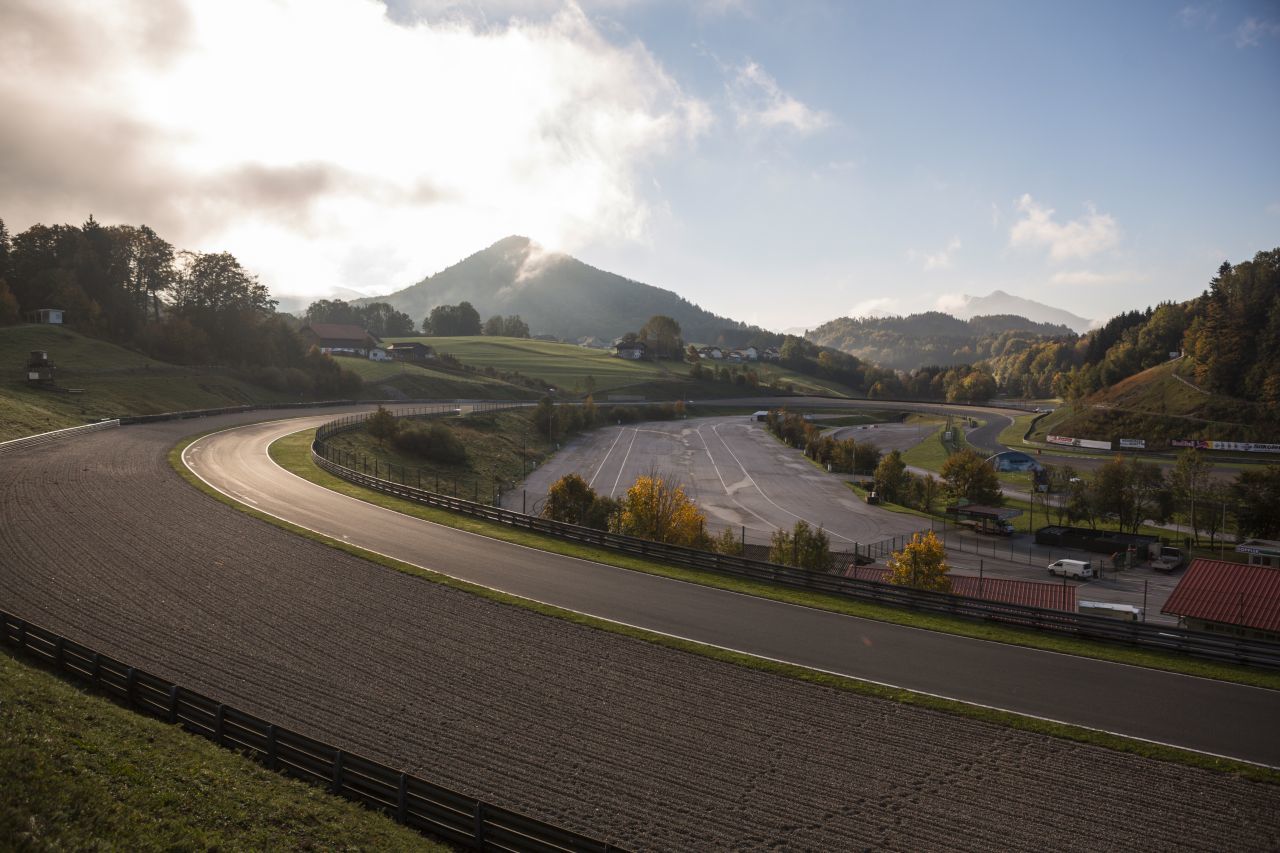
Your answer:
(2, 0), (1277, 330)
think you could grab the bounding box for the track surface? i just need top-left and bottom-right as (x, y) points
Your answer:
(0, 409), (1277, 851)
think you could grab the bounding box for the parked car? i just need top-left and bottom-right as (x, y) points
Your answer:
(1048, 559), (1094, 579)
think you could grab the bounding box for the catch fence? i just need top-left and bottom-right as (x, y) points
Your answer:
(0, 611), (622, 853)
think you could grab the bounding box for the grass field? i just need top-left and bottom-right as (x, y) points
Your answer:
(900, 418), (949, 471)
(0, 648), (440, 851)
(385, 335), (864, 398)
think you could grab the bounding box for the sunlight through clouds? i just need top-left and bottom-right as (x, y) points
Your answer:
(0, 0), (710, 295)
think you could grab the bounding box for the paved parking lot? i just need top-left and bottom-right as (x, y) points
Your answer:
(509, 416), (1182, 622)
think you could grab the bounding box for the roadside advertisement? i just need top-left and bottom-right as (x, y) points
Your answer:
(1046, 434), (1112, 451)
(1172, 439), (1280, 453)
(1118, 438), (1146, 449)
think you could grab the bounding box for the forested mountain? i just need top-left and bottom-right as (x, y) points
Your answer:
(364, 236), (755, 344)
(806, 311), (1075, 371)
(983, 249), (1280, 410)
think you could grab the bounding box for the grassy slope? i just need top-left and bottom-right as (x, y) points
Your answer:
(0, 649), (440, 851)
(1032, 360), (1277, 444)
(326, 409), (556, 495)
(386, 335), (862, 398)
(0, 325), (534, 442)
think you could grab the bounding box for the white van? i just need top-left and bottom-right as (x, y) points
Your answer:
(1048, 559), (1093, 579)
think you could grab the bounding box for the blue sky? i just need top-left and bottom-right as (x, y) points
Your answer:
(3, 0), (1277, 330)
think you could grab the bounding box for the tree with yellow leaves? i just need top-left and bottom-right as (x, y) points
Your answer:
(611, 474), (710, 549)
(885, 530), (952, 593)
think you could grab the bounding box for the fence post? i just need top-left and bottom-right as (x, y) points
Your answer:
(397, 773), (408, 823)
(168, 684), (180, 724)
(215, 704), (225, 745)
(126, 667), (137, 708)
(54, 636), (64, 669)
(332, 749), (344, 794)
(474, 802), (487, 846)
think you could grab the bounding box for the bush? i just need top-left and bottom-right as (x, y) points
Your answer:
(391, 420), (467, 464)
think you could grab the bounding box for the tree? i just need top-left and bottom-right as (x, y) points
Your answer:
(638, 315), (683, 359)
(611, 474), (709, 548)
(170, 251), (276, 361)
(362, 302), (416, 336)
(712, 526), (743, 556)
(424, 301), (482, 336)
(1232, 464), (1280, 539)
(306, 298), (364, 326)
(885, 530), (952, 592)
(1169, 449), (1212, 545)
(872, 450), (907, 503)
(366, 406), (398, 447)
(940, 449), (1002, 506)
(542, 474), (600, 526)
(768, 520), (833, 570)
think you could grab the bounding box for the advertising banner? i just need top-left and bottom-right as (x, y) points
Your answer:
(1046, 434), (1112, 451)
(1118, 438), (1146, 449)
(1171, 439), (1280, 453)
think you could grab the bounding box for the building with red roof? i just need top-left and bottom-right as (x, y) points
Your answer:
(300, 323), (380, 357)
(1161, 558), (1280, 642)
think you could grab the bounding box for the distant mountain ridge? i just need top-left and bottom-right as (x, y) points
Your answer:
(806, 311), (1076, 371)
(360, 236), (752, 344)
(950, 290), (1092, 333)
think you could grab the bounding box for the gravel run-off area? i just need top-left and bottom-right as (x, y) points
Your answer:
(1, 412), (1278, 851)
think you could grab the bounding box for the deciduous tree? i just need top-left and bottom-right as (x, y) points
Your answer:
(885, 530), (952, 592)
(940, 448), (1002, 506)
(611, 474), (709, 548)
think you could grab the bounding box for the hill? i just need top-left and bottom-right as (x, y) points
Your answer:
(364, 236), (754, 344)
(0, 325), (533, 441)
(951, 290), (1093, 333)
(1029, 360), (1280, 446)
(806, 311), (1074, 371)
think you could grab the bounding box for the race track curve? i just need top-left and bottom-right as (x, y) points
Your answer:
(1, 407), (1277, 851)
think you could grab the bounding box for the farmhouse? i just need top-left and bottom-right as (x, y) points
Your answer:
(698, 346), (724, 360)
(1161, 558), (1280, 642)
(300, 323), (380, 357)
(385, 341), (435, 362)
(615, 341), (647, 360)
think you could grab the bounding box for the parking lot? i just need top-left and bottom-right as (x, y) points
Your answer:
(508, 415), (1181, 623)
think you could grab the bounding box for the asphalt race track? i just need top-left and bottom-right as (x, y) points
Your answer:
(2, 407), (1278, 850)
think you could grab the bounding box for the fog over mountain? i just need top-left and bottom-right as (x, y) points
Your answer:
(946, 290), (1093, 333)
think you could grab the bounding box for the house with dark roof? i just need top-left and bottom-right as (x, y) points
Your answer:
(1161, 558), (1280, 642)
(615, 341), (647, 360)
(300, 323), (380, 357)
(385, 341), (435, 362)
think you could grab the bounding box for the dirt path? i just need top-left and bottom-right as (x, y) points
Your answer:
(1, 412), (1277, 851)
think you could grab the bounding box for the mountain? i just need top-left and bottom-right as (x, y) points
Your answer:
(361, 236), (752, 344)
(806, 311), (1075, 371)
(950, 290), (1092, 333)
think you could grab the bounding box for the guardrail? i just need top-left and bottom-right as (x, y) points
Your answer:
(0, 611), (622, 853)
(311, 415), (1280, 670)
(0, 419), (120, 455)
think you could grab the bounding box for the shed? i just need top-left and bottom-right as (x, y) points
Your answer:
(1161, 558), (1280, 642)
(28, 308), (64, 324)
(1236, 538), (1280, 569)
(385, 341), (435, 362)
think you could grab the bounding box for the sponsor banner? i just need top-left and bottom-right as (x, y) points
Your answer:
(1046, 434), (1112, 451)
(1118, 438), (1146, 449)
(1171, 439), (1280, 453)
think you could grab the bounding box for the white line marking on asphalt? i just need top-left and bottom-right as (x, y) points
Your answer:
(608, 429), (639, 498)
(588, 428), (626, 488)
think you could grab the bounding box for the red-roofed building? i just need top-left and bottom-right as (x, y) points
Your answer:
(1161, 558), (1280, 642)
(843, 565), (1075, 611)
(300, 323), (380, 357)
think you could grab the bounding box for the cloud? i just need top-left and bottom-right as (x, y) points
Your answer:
(847, 297), (899, 318)
(0, 0), (710, 295)
(1050, 270), (1146, 286)
(1009, 194), (1120, 261)
(728, 61), (831, 134)
(1175, 4), (1217, 29)
(934, 292), (970, 315)
(1236, 17), (1280, 47)
(913, 236), (961, 271)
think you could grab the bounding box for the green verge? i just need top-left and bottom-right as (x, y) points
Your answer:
(165, 430), (1280, 784)
(0, 648), (442, 851)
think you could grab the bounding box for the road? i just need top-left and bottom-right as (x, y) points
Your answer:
(2, 407), (1277, 850)
(179, 414), (1280, 768)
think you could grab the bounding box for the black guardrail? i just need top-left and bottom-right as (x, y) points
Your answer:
(311, 414), (1280, 670)
(0, 611), (623, 852)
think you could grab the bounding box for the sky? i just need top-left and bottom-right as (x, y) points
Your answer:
(2, 0), (1278, 331)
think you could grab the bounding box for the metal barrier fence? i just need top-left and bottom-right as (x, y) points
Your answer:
(0, 418), (120, 454)
(309, 419), (1280, 670)
(0, 611), (622, 853)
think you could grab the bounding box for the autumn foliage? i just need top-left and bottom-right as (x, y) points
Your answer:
(885, 530), (952, 593)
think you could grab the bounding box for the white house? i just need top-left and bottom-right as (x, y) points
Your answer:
(368, 347), (391, 362)
(743, 346), (759, 361)
(28, 308), (64, 325)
